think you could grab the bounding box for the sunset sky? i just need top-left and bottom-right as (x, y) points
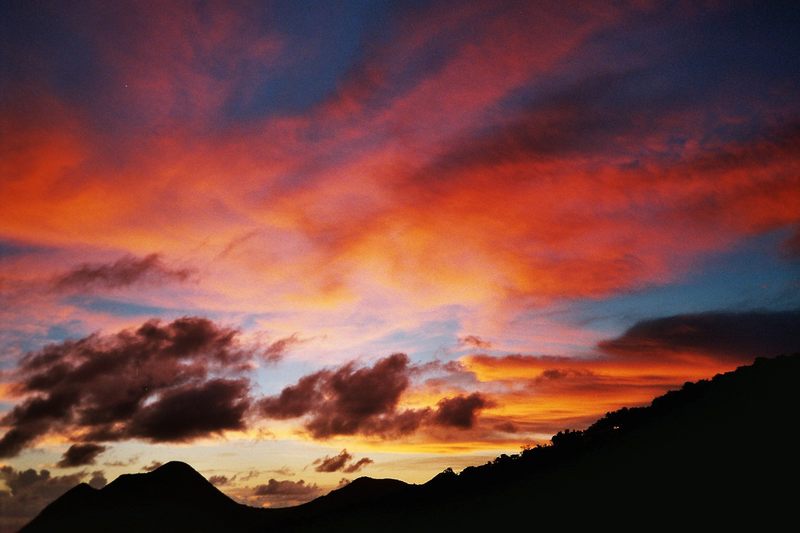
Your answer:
(1, 0), (799, 523)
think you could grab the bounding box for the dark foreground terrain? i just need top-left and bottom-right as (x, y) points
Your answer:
(23, 354), (800, 532)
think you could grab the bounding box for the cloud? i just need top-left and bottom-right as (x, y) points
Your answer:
(413, 70), (654, 175)
(257, 353), (501, 439)
(0, 466), (87, 531)
(0, 317), (256, 457)
(313, 449), (351, 472)
(265, 467), (294, 477)
(253, 478), (320, 496)
(343, 458), (374, 474)
(54, 253), (194, 291)
(125, 378), (250, 442)
(251, 479), (322, 507)
(142, 461), (163, 472)
(258, 353), (429, 438)
(376, 113), (800, 306)
(261, 334), (302, 363)
(312, 449), (373, 473)
(103, 455), (139, 467)
(208, 475), (231, 486)
(431, 393), (492, 429)
(56, 443), (107, 468)
(0, 1), (797, 460)
(493, 421), (518, 433)
(2, 1), (798, 334)
(598, 309), (800, 361)
(256, 373), (324, 420)
(459, 335), (492, 349)
(461, 352), (681, 437)
(457, 308), (800, 438)
(87, 470), (106, 489)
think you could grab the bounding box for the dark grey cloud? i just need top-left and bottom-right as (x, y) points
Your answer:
(126, 378), (250, 442)
(251, 478), (322, 507)
(54, 253), (194, 291)
(0, 317), (256, 457)
(2, 323), (498, 457)
(258, 353), (497, 438)
(87, 470), (107, 489)
(0, 466), (87, 531)
(598, 309), (800, 360)
(56, 443), (107, 468)
(343, 457), (373, 473)
(257, 372), (323, 420)
(432, 393), (493, 429)
(313, 449), (352, 472)
(312, 449), (373, 473)
(103, 455), (139, 467)
(142, 461), (163, 472)
(253, 478), (320, 496)
(258, 353), (429, 438)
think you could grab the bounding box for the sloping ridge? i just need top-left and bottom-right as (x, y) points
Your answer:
(22, 354), (800, 532)
(21, 461), (251, 533)
(98, 460), (239, 510)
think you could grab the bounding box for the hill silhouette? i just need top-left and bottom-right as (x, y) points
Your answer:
(22, 354), (800, 531)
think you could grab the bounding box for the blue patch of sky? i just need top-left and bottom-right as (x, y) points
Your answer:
(44, 321), (85, 342)
(64, 296), (210, 320)
(0, 320), (86, 369)
(369, 317), (462, 362)
(0, 239), (53, 260)
(222, 0), (392, 122)
(254, 358), (318, 396)
(252, 315), (463, 396)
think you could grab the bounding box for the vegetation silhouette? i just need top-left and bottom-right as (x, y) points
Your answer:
(22, 354), (800, 532)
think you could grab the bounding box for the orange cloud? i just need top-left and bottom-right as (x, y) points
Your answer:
(451, 308), (800, 440)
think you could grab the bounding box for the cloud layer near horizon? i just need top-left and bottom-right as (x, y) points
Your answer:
(3, 309), (797, 460)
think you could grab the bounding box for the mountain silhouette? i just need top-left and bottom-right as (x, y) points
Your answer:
(22, 354), (800, 532)
(22, 461), (257, 532)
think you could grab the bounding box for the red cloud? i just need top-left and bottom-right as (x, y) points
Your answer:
(3, 1), (797, 318)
